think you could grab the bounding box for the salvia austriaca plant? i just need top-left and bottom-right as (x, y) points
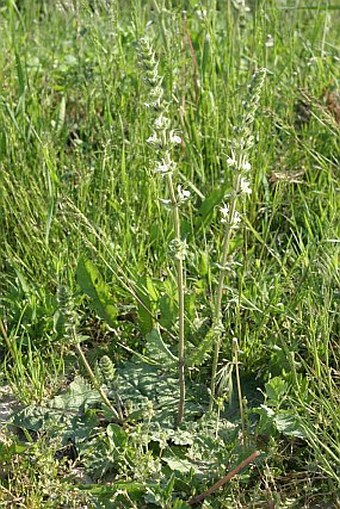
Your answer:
(209, 68), (267, 410)
(137, 37), (189, 426)
(138, 36), (267, 424)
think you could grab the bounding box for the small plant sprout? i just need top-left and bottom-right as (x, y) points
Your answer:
(209, 68), (267, 410)
(138, 37), (188, 426)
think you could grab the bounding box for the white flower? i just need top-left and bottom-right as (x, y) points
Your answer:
(196, 7), (207, 20)
(154, 114), (170, 131)
(227, 157), (237, 168)
(231, 210), (241, 227)
(159, 198), (172, 208)
(147, 132), (161, 147)
(177, 185), (190, 203)
(265, 34), (274, 48)
(169, 131), (182, 145)
(220, 203), (230, 223)
(240, 177), (252, 195)
(154, 159), (175, 175)
(169, 238), (188, 261)
(221, 203), (241, 227)
(149, 85), (164, 100)
(241, 161), (251, 172)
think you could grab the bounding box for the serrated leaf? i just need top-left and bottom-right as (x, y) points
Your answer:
(188, 328), (215, 368)
(265, 377), (288, 404)
(76, 258), (117, 327)
(67, 412), (99, 444)
(13, 378), (100, 444)
(13, 406), (51, 432)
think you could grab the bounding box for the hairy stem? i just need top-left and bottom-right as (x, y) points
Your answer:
(166, 170), (186, 426)
(210, 173), (241, 410)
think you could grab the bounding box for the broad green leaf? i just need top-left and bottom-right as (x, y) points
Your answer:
(159, 278), (177, 329)
(76, 258), (117, 327)
(162, 456), (195, 474)
(107, 423), (127, 448)
(14, 266), (31, 295)
(198, 249), (210, 277)
(274, 413), (305, 439)
(0, 441), (28, 462)
(145, 276), (159, 301)
(13, 406), (51, 432)
(144, 328), (177, 366)
(48, 376), (99, 411)
(185, 292), (196, 322)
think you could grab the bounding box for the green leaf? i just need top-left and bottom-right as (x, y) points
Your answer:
(159, 293), (176, 329)
(274, 413), (306, 439)
(162, 456), (195, 474)
(159, 278), (177, 330)
(253, 404), (276, 435)
(106, 423), (127, 448)
(265, 377), (288, 405)
(78, 481), (148, 496)
(195, 185), (227, 231)
(13, 406), (51, 432)
(135, 276), (155, 334)
(0, 441), (28, 463)
(13, 377), (100, 443)
(188, 327), (215, 368)
(145, 276), (159, 301)
(48, 376), (99, 411)
(144, 328), (177, 366)
(76, 258), (117, 327)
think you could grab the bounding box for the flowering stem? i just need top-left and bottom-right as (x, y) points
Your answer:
(209, 70), (266, 410)
(138, 36), (187, 425)
(166, 163), (186, 426)
(209, 173), (241, 410)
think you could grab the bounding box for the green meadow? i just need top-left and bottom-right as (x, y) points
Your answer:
(0, 0), (339, 507)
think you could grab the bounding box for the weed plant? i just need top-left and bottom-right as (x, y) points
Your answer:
(0, 0), (339, 507)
